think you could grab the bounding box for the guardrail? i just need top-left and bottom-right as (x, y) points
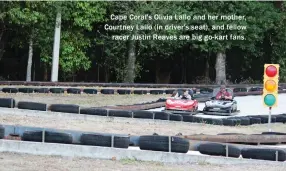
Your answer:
(0, 97), (286, 127)
(1, 124), (286, 162)
(0, 86), (285, 96)
(1, 81), (286, 88)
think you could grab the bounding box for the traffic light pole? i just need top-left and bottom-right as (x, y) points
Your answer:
(268, 107), (272, 132)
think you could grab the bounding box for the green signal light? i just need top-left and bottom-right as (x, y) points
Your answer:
(264, 94), (276, 106)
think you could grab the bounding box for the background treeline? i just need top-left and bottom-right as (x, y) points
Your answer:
(0, 1), (285, 84)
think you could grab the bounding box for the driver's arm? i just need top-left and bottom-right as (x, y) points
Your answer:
(215, 92), (221, 99)
(226, 93), (232, 99)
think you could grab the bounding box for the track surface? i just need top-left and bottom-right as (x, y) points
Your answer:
(148, 94), (286, 118)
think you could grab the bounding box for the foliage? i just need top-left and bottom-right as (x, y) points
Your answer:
(0, 1), (286, 83)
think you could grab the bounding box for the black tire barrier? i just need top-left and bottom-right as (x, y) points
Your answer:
(22, 131), (73, 144)
(17, 101), (47, 111)
(67, 88), (81, 94)
(18, 87), (34, 93)
(193, 116), (204, 123)
(80, 108), (107, 116)
(108, 110), (132, 118)
(117, 89), (131, 95)
(249, 87), (263, 92)
(50, 88), (64, 94)
(0, 98), (15, 108)
(132, 110), (154, 119)
(2, 87), (18, 93)
(241, 148), (286, 161)
(80, 133), (129, 148)
(0, 125), (4, 139)
(203, 118), (213, 124)
(83, 89), (98, 94)
(45, 131), (73, 144)
(139, 135), (189, 153)
(210, 118), (223, 125)
(252, 115), (276, 124)
(156, 98), (166, 102)
(202, 118), (223, 125)
(199, 88), (213, 94)
(248, 117), (261, 124)
(230, 117), (251, 126)
(182, 115), (194, 122)
(165, 89), (175, 94)
(22, 131), (43, 142)
(275, 115), (286, 123)
(50, 104), (80, 114)
(169, 114), (183, 121)
(223, 119), (240, 126)
(198, 143), (241, 158)
(233, 87), (248, 92)
(217, 133), (246, 135)
(149, 90), (164, 94)
(34, 88), (49, 93)
(133, 90), (148, 94)
(262, 132), (286, 135)
(154, 112), (169, 120)
(100, 89), (114, 94)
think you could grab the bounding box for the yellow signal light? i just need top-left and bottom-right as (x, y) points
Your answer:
(264, 80), (276, 92)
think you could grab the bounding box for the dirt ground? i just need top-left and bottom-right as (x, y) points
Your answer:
(0, 112), (285, 135)
(0, 93), (284, 135)
(0, 93), (285, 170)
(0, 152), (284, 171)
(0, 93), (169, 107)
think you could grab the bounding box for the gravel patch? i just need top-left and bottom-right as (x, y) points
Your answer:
(0, 152), (284, 171)
(0, 113), (285, 135)
(0, 93), (168, 107)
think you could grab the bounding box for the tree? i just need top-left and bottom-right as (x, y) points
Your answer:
(188, 2), (282, 84)
(6, 2), (46, 81)
(39, 1), (108, 81)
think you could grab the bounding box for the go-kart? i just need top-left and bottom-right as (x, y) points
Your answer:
(203, 88), (239, 116)
(192, 87), (214, 102)
(164, 97), (199, 115)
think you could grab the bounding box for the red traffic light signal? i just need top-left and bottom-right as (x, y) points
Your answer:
(265, 65), (278, 77)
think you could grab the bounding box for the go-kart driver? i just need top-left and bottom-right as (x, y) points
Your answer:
(171, 89), (194, 99)
(215, 85), (232, 100)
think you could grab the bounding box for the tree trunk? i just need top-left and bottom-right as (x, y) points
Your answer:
(205, 57), (209, 78)
(104, 66), (109, 82)
(156, 71), (171, 83)
(43, 63), (48, 81)
(124, 38), (136, 83)
(51, 7), (62, 82)
(181, 55), (187, 83)
(215, 52), (226, 85)
(155, 60), (171, 83)
(26, 33), (33, 82)
(33, 59), (36, 81)
(0, 31), (5, 61)
(274, 1), (283, 10)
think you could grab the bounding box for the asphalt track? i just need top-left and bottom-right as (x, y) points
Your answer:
(147, 94), (286, 119)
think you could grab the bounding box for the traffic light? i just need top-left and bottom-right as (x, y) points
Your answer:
(263, 64), (279, 107)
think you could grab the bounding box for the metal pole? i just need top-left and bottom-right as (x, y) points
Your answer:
(111, 135), (114, 147)
(226, 144), (229, 157)
(42, 129), (45, 143)
(168, 136), (171, 152)
(268, 107), (272, 132)
(276, 151), (278, 161)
